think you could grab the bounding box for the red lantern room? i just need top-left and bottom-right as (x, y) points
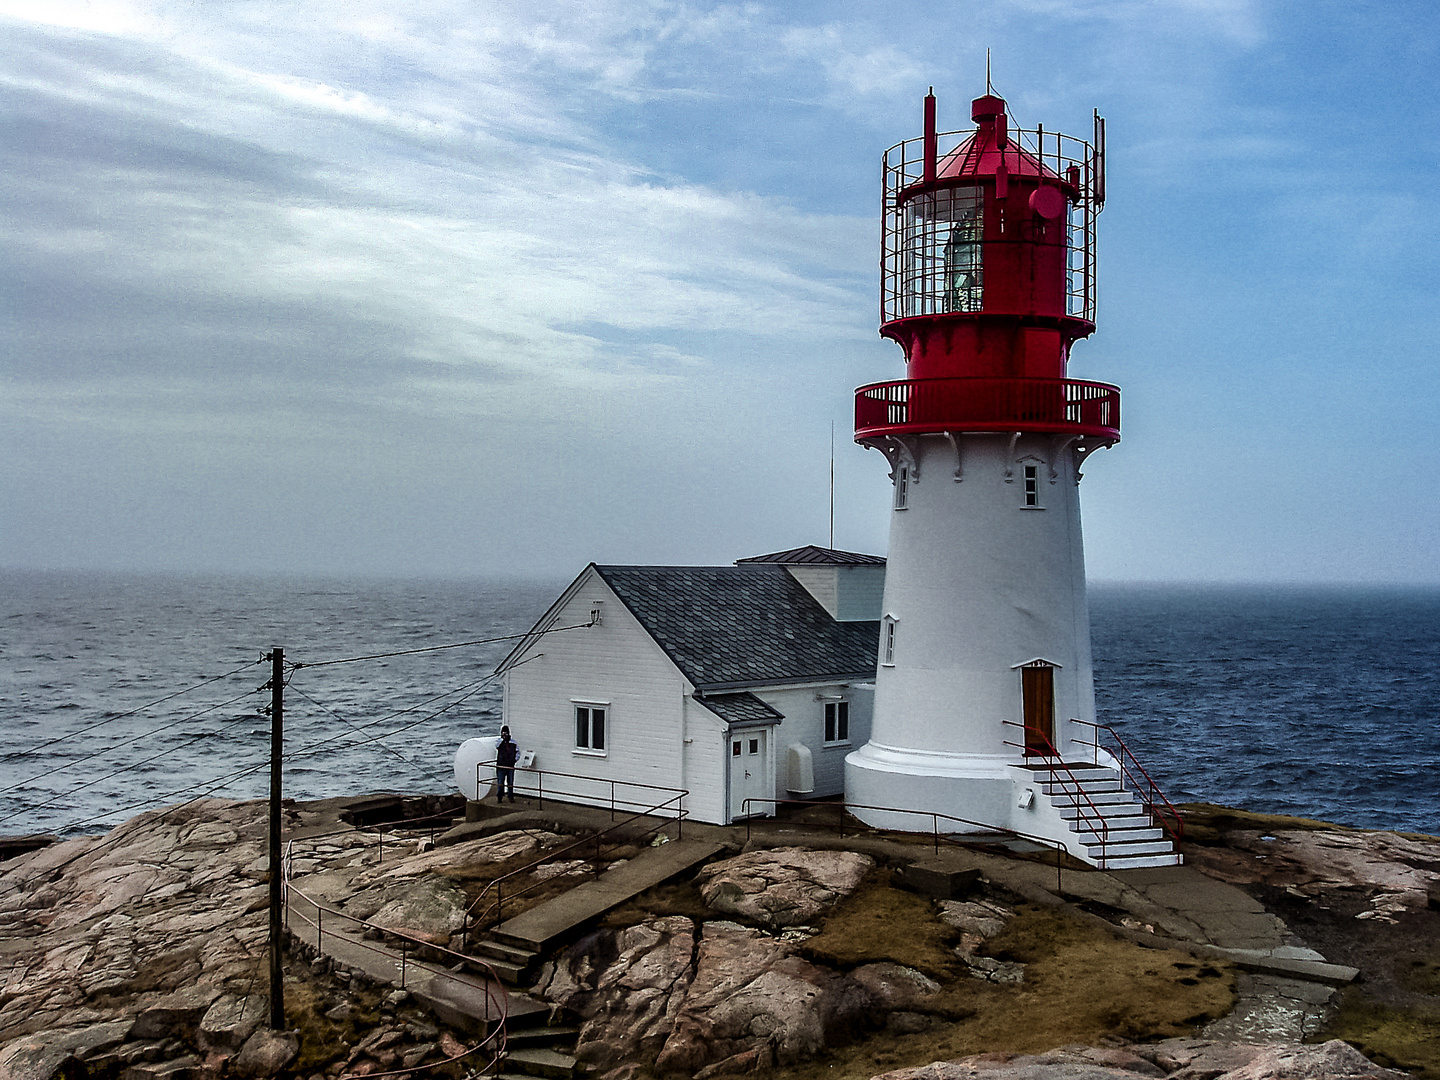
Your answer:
(857, 91), (1119, 442)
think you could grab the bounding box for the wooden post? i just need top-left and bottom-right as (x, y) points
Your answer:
(268, 647), (285, 1030)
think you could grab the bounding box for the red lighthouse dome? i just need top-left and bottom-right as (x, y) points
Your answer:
(857, 91), (1119, 442)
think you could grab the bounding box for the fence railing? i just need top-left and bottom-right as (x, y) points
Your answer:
(281, 817), (509, 1080)
(474, 760), (687, 825)
(740, 796), (1073, 891)
(1001, 720), (1109, 862)
(462, 765), (688, 944)
(1070, 720), (1184, 842)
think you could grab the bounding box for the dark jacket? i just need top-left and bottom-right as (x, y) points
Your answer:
(497, 738), (518, 768)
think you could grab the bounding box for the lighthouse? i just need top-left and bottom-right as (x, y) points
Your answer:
(844, 90), (1181, 868)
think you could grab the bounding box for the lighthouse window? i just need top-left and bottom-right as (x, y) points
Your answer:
(824, 701), (850, 744)
(893, 466), (910, 510)
(1023, 465), (1039, 507)
(575, 703), (607, 754)
(882, 616), (897, 666)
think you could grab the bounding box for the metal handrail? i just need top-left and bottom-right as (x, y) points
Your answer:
(461, 776), (689, 945)
(281, 834), (509, 1080)
(740, 796), (1073, 891)
(474, 760), (687, 825)
(1070, 719), (1184, 842)
(1001, 720), (1109, 862)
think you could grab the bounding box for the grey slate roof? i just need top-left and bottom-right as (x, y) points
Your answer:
(693, 692), (784, 726)
(736, 545), (887, 565)
(593, 564), (880, 691)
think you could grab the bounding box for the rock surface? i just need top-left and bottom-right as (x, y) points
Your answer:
(868, 1039), (1411, 1080)
(538, 916), (875, 1073)
(696, 847), (873, 928)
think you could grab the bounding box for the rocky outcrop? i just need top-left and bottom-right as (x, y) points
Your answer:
(696, 848), (873, 928)
(868, 1039), (1411, 1080)
(536, 915), (698, 1066)
(539, 916), (876, 1074)
(655, 920), (871, 1071)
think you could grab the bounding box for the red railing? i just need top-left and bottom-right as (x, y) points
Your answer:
(855, 376), (1120, 440)
(1070, 720), (1184, 843)
(1002, 720), (1109, 862)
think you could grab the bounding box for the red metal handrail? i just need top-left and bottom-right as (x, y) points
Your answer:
(1001, 720), (1109, 862)
(855, 376), (1120, 440)
(1070, 720), (1184, 843)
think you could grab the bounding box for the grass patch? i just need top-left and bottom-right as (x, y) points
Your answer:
(1326, 987), (1440, 1080)
(601, 877), (713, 927)
(284, 971), (383, 1072)
(801, 869), (963, 979)
(765, 904), (1236, 1080)
(1178, 802), (1353, 845)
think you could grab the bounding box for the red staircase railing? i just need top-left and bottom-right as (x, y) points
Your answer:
(1002, 721), (1109, 862)
(1070, 719), (1183, 843)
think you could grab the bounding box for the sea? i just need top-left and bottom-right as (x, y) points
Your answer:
(2, 569), (1437, 839)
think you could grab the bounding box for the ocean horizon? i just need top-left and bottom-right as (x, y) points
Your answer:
(2, 567), (1437, 839)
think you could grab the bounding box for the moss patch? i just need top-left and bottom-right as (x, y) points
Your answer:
(765, 904), (1236, 1080)
(601, 877), (713, 927)
(1178, 802), (1353, 845)
(1326, 987), (1440, 1080)
(801, 869), (963, 979)
(284, 971), (383, 1072)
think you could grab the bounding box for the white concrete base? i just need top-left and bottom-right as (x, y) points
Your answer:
(845, 742), (1183, 869)
(845, 742), (1016, 836)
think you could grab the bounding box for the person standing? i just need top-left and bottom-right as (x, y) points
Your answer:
(495, 726), (518, 803)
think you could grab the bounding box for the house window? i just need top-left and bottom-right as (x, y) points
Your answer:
(1023, 464), (1039, 507)
(894, 466), (910, 510)
(882, 616), (897, 666)
(732, 740), (741, 756)
(575, 703), (607, 753)
(824, 701), (850, 744)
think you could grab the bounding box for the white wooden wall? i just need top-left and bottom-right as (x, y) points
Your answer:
(752, 682), (874, 800)
(502, 571), (690, 817)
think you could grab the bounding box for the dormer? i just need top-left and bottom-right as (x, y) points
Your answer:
(736, 546), (886, 622)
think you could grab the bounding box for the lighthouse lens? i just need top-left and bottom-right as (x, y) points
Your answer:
(899, 185), (984, 318)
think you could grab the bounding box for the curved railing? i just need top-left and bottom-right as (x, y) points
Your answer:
(282, 819), (509, 1080)
(462, 762), (688, 944)
(1070, 719), (1184, 843)
(855, 376), (1119, 440)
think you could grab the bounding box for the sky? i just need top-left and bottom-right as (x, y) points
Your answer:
(2, 0), (1438, 585)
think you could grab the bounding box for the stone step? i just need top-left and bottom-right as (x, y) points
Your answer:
(502, 1046), (581, 1079)
(1047, 789), (1139, 807)
(481, 955), (531, 985)
(505, 1025), (581, 1049)
(1034, 776), (1124, 793)
(1072, 825), (1166, 844)
(1082, 838), (1178, 857)
(1056, 811), (1155, 831)
(477, 939), (539, 966)
(1096, 851), (1185, 869)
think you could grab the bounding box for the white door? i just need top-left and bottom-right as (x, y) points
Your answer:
(728, 727), (773, 820)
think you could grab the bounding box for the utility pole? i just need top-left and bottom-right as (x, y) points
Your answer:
(268, 647), (285, 1030)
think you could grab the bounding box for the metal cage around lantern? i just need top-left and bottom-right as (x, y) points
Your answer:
(880, 119), (1104, 328)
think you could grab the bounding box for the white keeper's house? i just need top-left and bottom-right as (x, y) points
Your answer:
(493, 546), (884, 825)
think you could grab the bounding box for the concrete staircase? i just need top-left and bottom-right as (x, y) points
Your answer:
(1014, 761), (1183, 870)
(468, 837), (729, 1079)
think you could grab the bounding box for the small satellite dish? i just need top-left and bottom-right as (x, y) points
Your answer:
(454, 738), (495, 801)
(1029, 185), (1067, 220)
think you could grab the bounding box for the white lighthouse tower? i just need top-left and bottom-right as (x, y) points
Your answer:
(844, 90), (1181, 868)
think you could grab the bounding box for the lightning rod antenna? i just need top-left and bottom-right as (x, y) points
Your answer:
(829, 421), (835, 550)
(986, 49), (992, 94)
